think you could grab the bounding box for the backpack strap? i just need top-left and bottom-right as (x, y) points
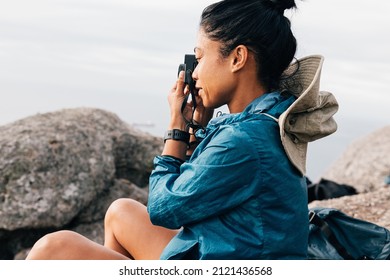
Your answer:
(309, 211), (355, 260)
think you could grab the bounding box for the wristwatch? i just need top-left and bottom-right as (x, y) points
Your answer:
(164, 129), (190, 144)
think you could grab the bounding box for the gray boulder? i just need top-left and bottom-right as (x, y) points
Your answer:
(0, 108), (162, 259)
(311, 125), (390, 229)
(322, 125), (390, 193)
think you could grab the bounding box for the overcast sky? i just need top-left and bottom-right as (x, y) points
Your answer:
(0, 0), (389, 179)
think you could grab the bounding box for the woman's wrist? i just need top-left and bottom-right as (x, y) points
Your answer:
(164, 129), (190, 145)
(168, 116), (188, 132)
(162, 129), (189, 160)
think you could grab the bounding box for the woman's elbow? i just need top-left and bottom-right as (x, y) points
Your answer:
(147, 204), (181, 230)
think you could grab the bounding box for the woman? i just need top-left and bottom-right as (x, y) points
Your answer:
(27, 0), (338, 260)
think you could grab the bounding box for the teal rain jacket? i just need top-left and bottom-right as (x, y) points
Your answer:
(148, 92), (309, 259)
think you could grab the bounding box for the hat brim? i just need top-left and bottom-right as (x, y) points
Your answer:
(279, 55), (339, 175)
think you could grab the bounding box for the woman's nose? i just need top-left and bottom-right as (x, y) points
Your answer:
(192, 65), (198, 81)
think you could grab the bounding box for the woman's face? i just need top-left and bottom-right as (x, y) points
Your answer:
(192, 29), (237, 109)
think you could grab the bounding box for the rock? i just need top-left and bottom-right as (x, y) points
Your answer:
(0, 108), (113, 229)
(322, 125), (390, 193)
(0, 108), (161, 259)
(74, 179), (148, 225)
(311, 125), (390, 230)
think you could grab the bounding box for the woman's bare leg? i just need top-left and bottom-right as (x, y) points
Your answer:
(26, 198), (179, 260)
(26, 230), (129, 260)
(104, 198), (179, 260)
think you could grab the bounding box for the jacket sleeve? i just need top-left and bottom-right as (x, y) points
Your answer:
(147, 126), (261, 229)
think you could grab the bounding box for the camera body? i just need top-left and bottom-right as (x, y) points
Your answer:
(177, 54), (204, 130)
(178, 54), (198, 93)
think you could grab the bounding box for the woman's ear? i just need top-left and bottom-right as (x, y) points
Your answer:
(231, 45), (249, 73)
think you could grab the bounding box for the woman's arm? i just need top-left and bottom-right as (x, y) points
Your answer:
(148, 127), (260, 229)
(162, 70), (214, 160)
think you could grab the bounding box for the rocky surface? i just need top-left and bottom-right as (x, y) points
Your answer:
(321, 125), (390, 193)
(310, 125), (390, 229)
(0, 108), (161, 259)
(309, 187), (390, 229)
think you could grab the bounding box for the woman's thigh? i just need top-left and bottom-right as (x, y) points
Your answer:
(27, 199), (179, 260)
(26, 230), (130, 260)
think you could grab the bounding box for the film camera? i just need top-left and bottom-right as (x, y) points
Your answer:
(177, 54), (202, 130)
(178, 54), (198, 95)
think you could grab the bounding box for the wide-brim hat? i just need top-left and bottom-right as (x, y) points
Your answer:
(279, 55), (339, 176)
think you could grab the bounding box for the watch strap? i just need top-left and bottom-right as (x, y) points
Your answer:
(164, 129), (190, 144)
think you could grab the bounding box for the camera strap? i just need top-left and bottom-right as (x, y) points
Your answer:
(180, 81), (204, 134)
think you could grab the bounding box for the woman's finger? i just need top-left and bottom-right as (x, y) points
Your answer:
(176, 71), (185, 93)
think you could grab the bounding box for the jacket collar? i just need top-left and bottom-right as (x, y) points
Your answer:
(208, 92), (295, 128)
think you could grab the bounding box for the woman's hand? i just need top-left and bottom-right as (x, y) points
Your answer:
(192, 94), (214, 129)
(167, 71), (191, 131)
(165, 71), (214, 158)
(168, 71), (214, 131)
(162, 71), (191, 160)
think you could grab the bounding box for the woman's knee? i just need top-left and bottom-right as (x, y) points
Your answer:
(105, 198), (145, 228)
(27, 230), (78, 260)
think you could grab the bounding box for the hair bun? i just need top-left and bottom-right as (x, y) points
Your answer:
(268, 0), (296, 13)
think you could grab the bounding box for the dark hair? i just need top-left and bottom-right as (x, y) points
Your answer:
(200, 0), (297, 91)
